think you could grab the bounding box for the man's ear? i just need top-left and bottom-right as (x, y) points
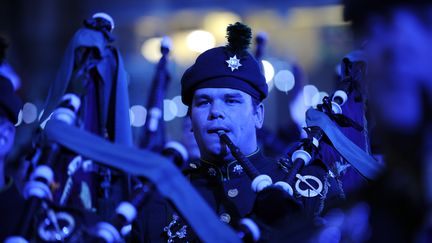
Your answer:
(0, 121), (16, 156)
(254, 103), (264, 129)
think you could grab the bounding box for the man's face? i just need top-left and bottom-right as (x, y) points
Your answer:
(190, 87), (264, 162)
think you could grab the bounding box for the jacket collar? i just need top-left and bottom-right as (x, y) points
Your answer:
(190, 148), (268, 181)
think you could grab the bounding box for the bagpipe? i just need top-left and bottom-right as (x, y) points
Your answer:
(5, 94), (95, 242)
(216, 129), (321, 241)
(4, 93), (184, 242)
(5, 13), (129, 242)
(4, 15), (249, 243)
(307, 50), (383, 183)
(138, 36), (172, 152)
(214, 50), (385, 242)
(33, 12), (134, 216)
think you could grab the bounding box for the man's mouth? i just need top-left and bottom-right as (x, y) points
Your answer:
(207, 128), (230, 134)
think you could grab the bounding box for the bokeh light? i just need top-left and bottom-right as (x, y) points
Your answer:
(130, 105), (147, 127)
(274, 69), (295, 92)
(262, 60), (275, 83)
(172, 96), (188, 118)
(164, 99), (178, 121)
(303, 84), (319, 107)
(186, 30), (216, 53)
(203, 12), (242, 43)
(141, 37), (163, 63)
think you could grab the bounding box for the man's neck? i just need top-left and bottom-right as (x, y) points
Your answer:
(201, 147), (259, 166)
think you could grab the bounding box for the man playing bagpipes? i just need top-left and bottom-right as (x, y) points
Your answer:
(131, 22), (351, 242)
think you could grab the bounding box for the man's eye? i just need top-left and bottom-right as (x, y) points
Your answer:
(196, 100), (210, 106)
(226, 99), (239, 104)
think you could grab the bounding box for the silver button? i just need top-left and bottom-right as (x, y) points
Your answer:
(189, 163), (197, 169)
(227, 188), (238, 198)
(220, 213), (231, 223)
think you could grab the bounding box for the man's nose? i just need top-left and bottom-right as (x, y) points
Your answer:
(209, 101), (225, 119)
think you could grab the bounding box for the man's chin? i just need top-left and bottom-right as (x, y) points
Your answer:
(203, 146), (232, 162)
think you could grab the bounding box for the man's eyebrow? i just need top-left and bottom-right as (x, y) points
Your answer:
(192, 94), (212, 102)
(224, 93), (244, 99)
(193, 94), (212, 100)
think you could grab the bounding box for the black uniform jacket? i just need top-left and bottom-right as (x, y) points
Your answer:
(132, 149), (342, 242)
